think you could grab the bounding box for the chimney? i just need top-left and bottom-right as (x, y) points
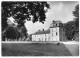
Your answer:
(38, 30), (40, 31)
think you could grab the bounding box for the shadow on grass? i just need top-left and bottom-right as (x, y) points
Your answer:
(2, 43), (72, 56)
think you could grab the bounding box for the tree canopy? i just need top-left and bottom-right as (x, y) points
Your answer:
(2, 24), (28, 41)
(64, 21), (76, 40)
(73, 4), (79, 33)
(2, 2), (50, 31)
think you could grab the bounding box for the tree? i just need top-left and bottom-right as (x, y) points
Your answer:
(64, 21), (76, 40)
(73, 4), (79, 33)
(2, 2), (50, 30)
(2, 23), (29, 41)
(3, 26), (18, 40)
(17, 25), (28, 40)
(64, 4), (79, 40)
(2, 10), (8, 31)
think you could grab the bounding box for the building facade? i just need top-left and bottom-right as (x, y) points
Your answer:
(31, 21), (66, 42)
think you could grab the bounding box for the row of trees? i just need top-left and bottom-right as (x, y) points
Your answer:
(2, 23), (28, 41)
(64, 4), (79, 40)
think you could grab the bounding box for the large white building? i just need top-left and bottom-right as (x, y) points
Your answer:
(31, 21), (66, 42)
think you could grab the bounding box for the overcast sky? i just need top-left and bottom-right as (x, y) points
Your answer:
(25, 1), (78, 34)
(8, 1), (79, 34)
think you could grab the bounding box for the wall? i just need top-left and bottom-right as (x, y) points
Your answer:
(50, 27), (59, 41)
(32, 26), (67, 42)
(59, 27), (67, 41)
(32, 34), (50, 41)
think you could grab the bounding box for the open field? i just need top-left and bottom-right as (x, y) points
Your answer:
(2, 42), (76, 56)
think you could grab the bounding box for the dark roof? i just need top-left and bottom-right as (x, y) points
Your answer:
(32, 29), (50, 35)
(50, 21), (62, 28)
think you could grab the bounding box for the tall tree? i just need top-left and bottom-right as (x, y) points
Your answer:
(2, 2), (50, 30)
(2, 26), (18, 40)
(64, 21), (76, 40)
(17, 25), (28, 39)
(64, 4), (79, 40)
(73, 4), (79, 33)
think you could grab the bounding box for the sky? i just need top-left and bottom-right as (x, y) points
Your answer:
(8, 1), (79, 34)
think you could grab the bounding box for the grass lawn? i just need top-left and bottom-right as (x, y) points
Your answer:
(2, 43), (72, 56)
(64, 44), (79, 56)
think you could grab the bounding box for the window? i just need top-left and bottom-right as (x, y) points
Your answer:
(42, 38), (43, 41)
(35, 35), (36, 39)
(45, 38), (46, 41)
(56, 32), (58, 35)
(56, 24), (57, 26)
(39, 38), (40, 41)
(52, 33), (53, 36)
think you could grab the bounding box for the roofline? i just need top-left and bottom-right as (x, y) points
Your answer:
(32, 33), (49, 35)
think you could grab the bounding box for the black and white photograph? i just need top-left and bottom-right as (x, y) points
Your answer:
(1, 0), (79, 56)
